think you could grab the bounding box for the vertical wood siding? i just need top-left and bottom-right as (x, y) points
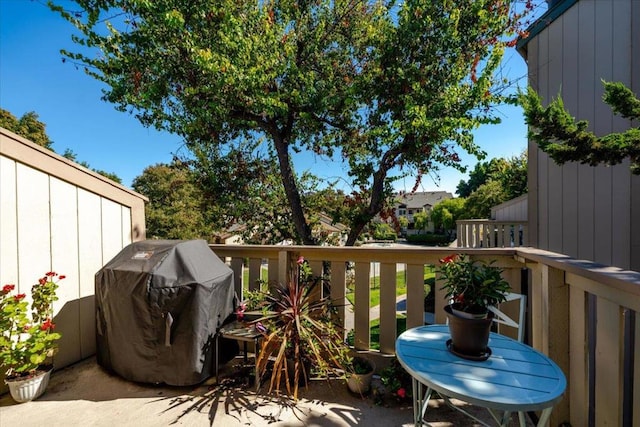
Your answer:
(0, 128), (147, 380)
(527, 0), (639, 271)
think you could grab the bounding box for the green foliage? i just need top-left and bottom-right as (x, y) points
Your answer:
(412, 211), (429, 232)
(373, 223), (396, 241)
(455, 152), (527, 219)
(521, 82), (640, 174)
(437, 254), (510, 313)
(132, 161), (216, 240)
(462, 180), (507, 219)
(430, 197), (466, 232)
(51, 0), (533, 246)
(0, 109), (53, 149)
(373, 357), (412, 405)
(254, 257), (347, 399)
(0, 273), (64, 378)
(406, 233), (452, 246)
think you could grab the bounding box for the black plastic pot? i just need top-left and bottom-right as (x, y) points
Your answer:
(445, 305), (493, 358)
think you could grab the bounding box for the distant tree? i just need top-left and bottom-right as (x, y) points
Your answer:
(456, 160), (494, 198)
(52, 0), (533, 246)
(0, 109), (53, 149)
(132, 161), (215, 240)
(455, 152), (527, 219)
(62, 149), (122, 184)
(463, 180), (507, 219)
(492, 152), (527, 200)
(430, 198), (465, 235)
(413, 211), (429, 232)
(521, 82), (640, 174)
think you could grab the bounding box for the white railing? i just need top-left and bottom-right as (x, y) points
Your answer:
(456, 220), (529, 248)
(209, 244), (640, 427)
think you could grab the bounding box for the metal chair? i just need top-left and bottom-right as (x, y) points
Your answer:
(488, 291), (527, 343)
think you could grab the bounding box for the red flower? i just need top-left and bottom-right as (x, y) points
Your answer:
(59, 275), (66, 280)
(2, 284), (15, 293)
(14, 293), (26, 301)
(38, 277), (47, 285)
(397, 388), (406, 399)
(440, 254), (458, 264)
(41, 319), (55, 331)
(46, 272), (57, 277)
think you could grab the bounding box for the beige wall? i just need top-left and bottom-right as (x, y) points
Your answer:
(0, 127), (147, 379)
(524, 0), (640, 271)
(491, 194), (528, 221)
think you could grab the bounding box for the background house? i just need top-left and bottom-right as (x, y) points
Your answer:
(519, 0), (640, 271)
(393, 191), (452, 235)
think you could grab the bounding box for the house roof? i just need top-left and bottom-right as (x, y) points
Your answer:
(394, 191), (453, 209)
(516, 0), (578, 57)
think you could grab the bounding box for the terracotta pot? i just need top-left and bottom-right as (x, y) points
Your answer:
(4, 367), (52, 403)
(445, 305), (493, 357)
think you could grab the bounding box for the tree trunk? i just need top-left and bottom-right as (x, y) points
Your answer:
(273, 134), (316, 245)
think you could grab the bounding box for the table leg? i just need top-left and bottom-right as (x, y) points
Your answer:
(412, 377), (422, 426)
(215, 333), (219, 384)
(536, 408), (552, 427)
(254, 337), (259, 391)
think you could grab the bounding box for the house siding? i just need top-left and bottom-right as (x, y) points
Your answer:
(0, 127), (147, 389)
(525, 0), (640, 271)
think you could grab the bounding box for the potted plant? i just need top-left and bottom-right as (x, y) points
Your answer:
(0, 272), (64, 403)
(344, 355), (375, 394)
(254, 256), (348, 399)
(438, 254), (510, 359)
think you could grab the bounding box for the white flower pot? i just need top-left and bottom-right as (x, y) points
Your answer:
(5, 368), (51, 403)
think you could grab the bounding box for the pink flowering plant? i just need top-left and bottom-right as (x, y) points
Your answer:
(438, 254), (510, 315)
(0, 272), (64, 379)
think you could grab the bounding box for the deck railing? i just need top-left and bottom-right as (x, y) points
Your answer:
(456, 219), (529, 248)
(209, 244), (640, 427)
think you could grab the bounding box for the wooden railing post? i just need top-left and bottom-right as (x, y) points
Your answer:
(379, 262), (397, 354)
(540, 264), (570, 426)
(353, 261), (371, 350)
(330, 261), (347, 333)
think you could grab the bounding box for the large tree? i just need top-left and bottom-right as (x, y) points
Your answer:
(51, 0), (532, 245)
(521, 82), (640, 174)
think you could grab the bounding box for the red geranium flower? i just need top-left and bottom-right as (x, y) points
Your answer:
(59, 275), (66, 280)
(2, 284), (15, 293)
(439, 254), (458, 264)
(397, 387), (406, 399)
(41, 319), (55, 331)
(46, 272), (57, 277)
(39, 277), (47, 285)
(14, 293), (26, 301)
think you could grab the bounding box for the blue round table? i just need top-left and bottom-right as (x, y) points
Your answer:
(396, 325), (566, 427)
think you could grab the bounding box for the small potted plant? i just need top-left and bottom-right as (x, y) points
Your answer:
(438, 254), (510, 359)
(344, 355), (375, 394)
(0, 272), (64, 403)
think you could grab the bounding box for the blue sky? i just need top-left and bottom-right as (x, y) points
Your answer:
(0, 0), (540, 195)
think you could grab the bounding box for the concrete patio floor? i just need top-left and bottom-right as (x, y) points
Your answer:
(0, 356), (527, 426)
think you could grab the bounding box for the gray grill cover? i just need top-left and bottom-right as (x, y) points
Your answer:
(95, 239), (235, 385)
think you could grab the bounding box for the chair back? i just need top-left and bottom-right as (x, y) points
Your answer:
(488, 292), (527, 342)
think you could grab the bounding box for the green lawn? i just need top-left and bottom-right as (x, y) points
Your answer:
(346, 265), (435, 308)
